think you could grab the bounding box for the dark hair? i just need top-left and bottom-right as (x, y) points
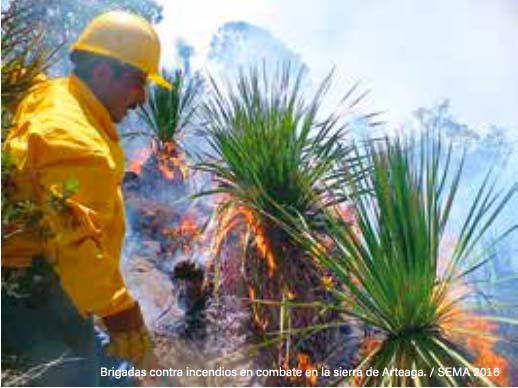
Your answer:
(69, 50), (128, 82)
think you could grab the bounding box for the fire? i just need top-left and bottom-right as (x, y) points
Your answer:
(434, 235), (509, 385)
(296, 352), (318, 386)
(176, 217), (200, 237)
(441, 307), (509, 386)
(281, 352), (319, 386)
(238, 207), (277, 276)
(211, 203), (245, 261)
(154, 141), (188, 181)
(285, 288), (296, 300)
(128, 141), (189, 181)
(128, 147), (151, 175)
(253, 226), (277, 277)
(162, 215), (201, 253)
(208, 203), (250, 296)
(320, 275), (333, 290)
(213, 205), (277, 277)
(248, 285), (268, 332)
(353, 336), (383, 386)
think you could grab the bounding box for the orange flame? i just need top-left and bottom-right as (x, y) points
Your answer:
(248, 286), (269, 331)
(285, 288), (296, 300)
(240, 207), (277, 276)
(177, 217), (200, 237)
(281, 352), (319, 386)
(127, 142), (188, 181)
(214, 205), (277, 277)
(435, 236), (509, 385)
(128, 148), (151, 175)
(162, 215), (201, 253)
(353, 336), (383, 386)
(321, 275), (333, 290)
(441, 307), (508, 386)
(297, 352), (318, 386)
(154, 141), (188, 181)
(211, 204), (243, 259)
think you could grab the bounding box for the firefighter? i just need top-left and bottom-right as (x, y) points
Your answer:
(2, 11), (170, 386)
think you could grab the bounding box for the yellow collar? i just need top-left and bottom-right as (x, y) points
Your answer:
(68, 74), (120, 142)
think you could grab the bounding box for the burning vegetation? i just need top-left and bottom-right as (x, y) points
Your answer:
(1, 0), (515, 384)
(92, 54), (518, 387)
(120, 65), (516, 387)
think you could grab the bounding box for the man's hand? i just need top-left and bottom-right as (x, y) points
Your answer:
(103, 302), (153, 367)
(106, 326), (152, 367)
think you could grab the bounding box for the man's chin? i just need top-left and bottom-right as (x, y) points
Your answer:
(112, 111), (127, 124)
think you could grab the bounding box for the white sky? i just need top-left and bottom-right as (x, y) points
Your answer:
(156, 0), (518, 137)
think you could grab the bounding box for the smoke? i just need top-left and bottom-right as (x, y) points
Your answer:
(154, 0), (517, 257)
(153, 2), (518, 270)
(205, 21), (307, 78)
(409, 101), (518, 275)
(156, 0), (518, 136)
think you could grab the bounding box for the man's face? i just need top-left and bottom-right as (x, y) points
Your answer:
(93, 62), (148, 123)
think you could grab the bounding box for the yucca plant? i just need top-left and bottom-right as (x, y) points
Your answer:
(138, 69), (201, 153)
(288, 133), (516, 386)
(198, 65), (368, 235)
(133, 69), (201, 182)
(197, 64), (370, 380)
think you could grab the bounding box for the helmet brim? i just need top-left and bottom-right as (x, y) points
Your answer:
(149, 73), (172, 89)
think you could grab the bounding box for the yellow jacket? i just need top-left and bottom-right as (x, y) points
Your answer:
(3, 74), (135, 317)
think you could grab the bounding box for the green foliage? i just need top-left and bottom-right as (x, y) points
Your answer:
(1, 3), (54, 245)
(196, 65), (373, 379)
(48, 179), (80, 212)
(2, 177), (80, 243)
(290, 133), (516, 386)
(1, 3), (57, 138)
(197, 65), (363, 230)
(1, 3), (108, 381)
(138, 70), (201, 151)
(1, 2), (81, 242)
(1, 2), (65, 243)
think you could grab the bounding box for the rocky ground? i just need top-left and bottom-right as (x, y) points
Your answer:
(120, 195), (362, 386)
(121, 174), (261, 386)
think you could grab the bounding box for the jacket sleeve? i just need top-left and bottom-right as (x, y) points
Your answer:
(26, 124), (136, 318)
